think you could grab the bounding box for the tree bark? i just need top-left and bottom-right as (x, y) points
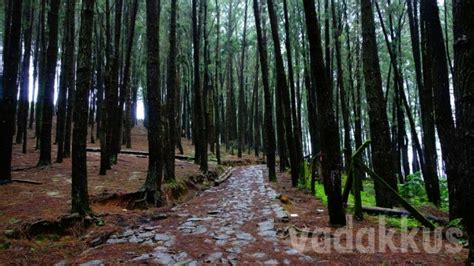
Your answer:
(38, 0), (60, 167)
(421, 0), (459, 219)
(360, 0), (398, 208)
(303, 0), (346, 225)
(165, 0), (178, 180)
(144, 0), (163, 205)
(453, 0), (474, 261)
(267, 0), (301, 187)
(71, 0), (95, 215)
(253, 0), (276, 181)
(0, 0), (23, 182)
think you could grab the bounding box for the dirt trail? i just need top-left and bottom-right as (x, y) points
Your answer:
(81, 165), (312, 265)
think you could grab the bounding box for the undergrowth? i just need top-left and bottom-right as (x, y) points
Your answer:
(299, 162), (449, 228)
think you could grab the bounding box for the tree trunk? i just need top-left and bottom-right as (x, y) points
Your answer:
(238, 0), (249, 158)
(360, 0), (398, 208)
(38, 0), (60, 167)
(56, 0), (75, 163)
(253, 0), (276, 181)
(421, 0), (459, 219)
(267, 0), (301, 187)
(303, 0), (346, 225)
(71, 0), (95, 215)
(454, 0), (474, 261)
(165, 0), (178, 180)
(0, 0), (23, 182)
(16, 0), (33, 155)
(144, 0), (163, 205)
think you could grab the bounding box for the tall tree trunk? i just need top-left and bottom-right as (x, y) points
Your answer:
(38, 0), (60, 167)
(407, 0), (441, 205)
(165, 0), (178, 180)
(238, 0), (249, 158)
(303, 0), (346, 225)
(63, 0), (76, 159)
(107, 0), (122, 163)
(421, 0), (459, 219)
(360, 0), (398, 208)
(253, 0), (276, 181)
(283, 0), (303, 174)
(16, 0), (33, 154)
(267, 0), (301, 187)
(332, 0), (351, 171)
(214, 0), (221, 164)
(0, 0), (23, 183)
(71, 0), (95, 215)
(118, 0), (138, 153)
(57, 0), (75, 163)
(144, 0), (163, 205)
(454, 0), (474, 261)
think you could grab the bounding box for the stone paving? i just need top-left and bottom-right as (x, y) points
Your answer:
(87, 165), (313, 265)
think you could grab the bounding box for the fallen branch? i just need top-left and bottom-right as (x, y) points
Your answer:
(86, 147), (191, 160)
(360, 206), (448, 225)
(12, 179), (42, 185)
(214, 167), (234, 186)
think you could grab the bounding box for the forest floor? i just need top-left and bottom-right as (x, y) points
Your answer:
(0, 123), (468, 264)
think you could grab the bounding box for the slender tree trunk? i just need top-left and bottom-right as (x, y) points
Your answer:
(303, 0), (346, 225)
(283, 0), (304, 174)
(253, 0), (276, 181)
(360, 0), (398, 208)
(238, 0), (249, 158)
(454, 0), (474, 261)
(165, 0), (178, 180)
(0, 0), (23, 183)
(144, 0), (163, 205)
(71, 0), (95, 215)
(118, 0), (138, 153)
(267, 0), (301, 186)
(332, 0), (351, 171)
(38, 0), (60, 167)
(421, 0), (459, 219)
(16, 0), (33, 155)
(57, 0), (74, 163)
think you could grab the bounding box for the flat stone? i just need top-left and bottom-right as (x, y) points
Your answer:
(285, 248), (299, 255)
(235, 232), (255, 242)
(152, 252), (174, 265)
(79, 260), (104, 266)
(193, 225), (208, 234)
(226, 246), (241, 254)
(154, 234), (171, 242)
(106, 238), (127, 244)
(129, 235), (144, 243)
(213, 234), (230, 240)
(258, 220), (274, 231)
(122, 230), (134, 237)
(252, 252), (267, 259)
(264, 259), (279, 265)
(205, 252), (223, 263)
(138, 231), (154, 239)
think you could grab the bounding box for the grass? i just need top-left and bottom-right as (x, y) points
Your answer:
(299, 162), (449, 229)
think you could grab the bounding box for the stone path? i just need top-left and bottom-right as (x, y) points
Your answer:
(100, 165), (313, 265)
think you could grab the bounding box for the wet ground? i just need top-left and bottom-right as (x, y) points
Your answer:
(81, 165), (312, 265)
